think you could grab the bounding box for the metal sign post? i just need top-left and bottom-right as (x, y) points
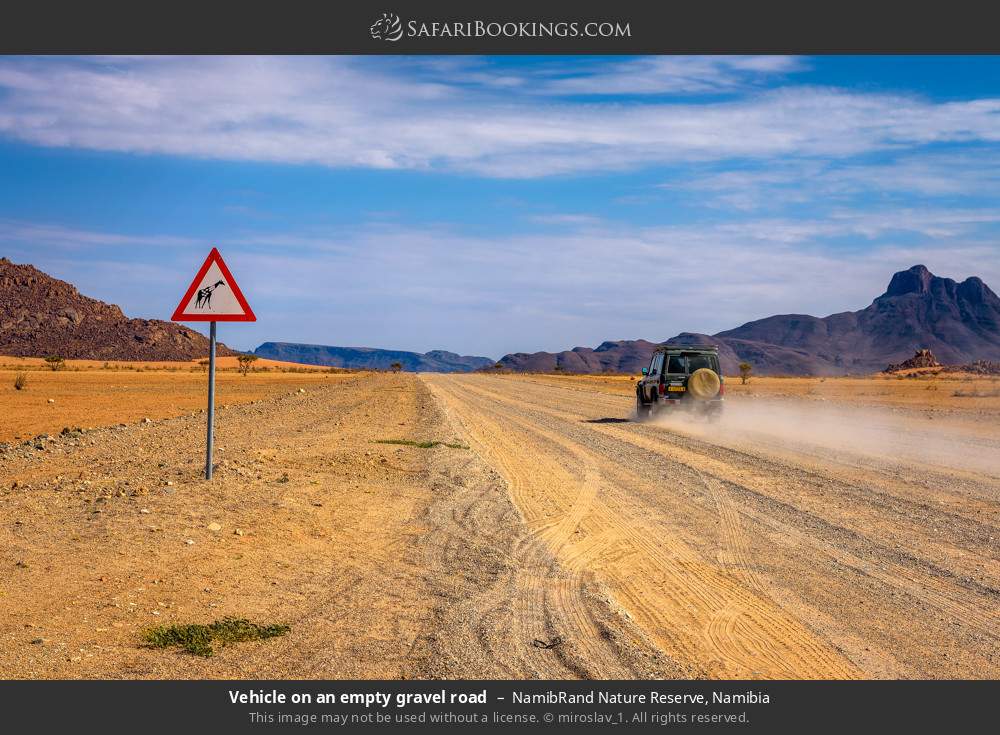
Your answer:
(171, 248), (256, 481)
(206, 321), (217, 480)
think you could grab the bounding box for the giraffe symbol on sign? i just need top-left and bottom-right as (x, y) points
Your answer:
(195, 280), (226, 309)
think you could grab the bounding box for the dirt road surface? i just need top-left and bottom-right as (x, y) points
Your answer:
(2, 371), (997, 678)
(424, 374), (999, 679)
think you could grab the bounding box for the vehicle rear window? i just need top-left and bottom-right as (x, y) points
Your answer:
(685, 354), (718, 373)
(666, 356), (686, 373)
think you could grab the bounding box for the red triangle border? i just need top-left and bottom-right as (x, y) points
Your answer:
(171, 247), (256, 322)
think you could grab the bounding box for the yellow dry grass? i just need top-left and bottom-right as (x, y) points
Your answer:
(1, 360), (354, 443)
(506, 371), (1000, 415)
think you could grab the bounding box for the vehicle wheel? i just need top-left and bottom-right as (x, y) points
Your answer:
(635, 392), (651, 421)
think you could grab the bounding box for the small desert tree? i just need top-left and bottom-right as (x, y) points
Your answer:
(237, 354), (259, 376)
(494, 362), (504, 372)
(44, 355), (65, 371)
(390, 362), (403, 373)
(14, 372), (27, 390)
(738, 362), (752, 385)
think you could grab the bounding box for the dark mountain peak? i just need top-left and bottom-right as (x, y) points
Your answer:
(884, 264), (935, 297)
(958, 275), (1000, 306)
(498, 265), (1000, 376)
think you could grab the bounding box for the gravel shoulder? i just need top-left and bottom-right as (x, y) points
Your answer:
(0, 372), (682, 679)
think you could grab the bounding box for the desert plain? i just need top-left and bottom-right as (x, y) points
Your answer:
(1, 361), (998, 679)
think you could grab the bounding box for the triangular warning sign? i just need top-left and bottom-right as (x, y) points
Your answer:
(171, 248), (256, 322)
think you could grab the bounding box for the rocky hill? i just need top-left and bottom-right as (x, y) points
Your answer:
(497, 339), (661, 374)
(254, 342), (494, 373)
(0, 257), (235, 360)
(498, 265), (1000, 376)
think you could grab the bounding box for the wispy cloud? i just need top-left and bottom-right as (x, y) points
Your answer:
(665, 152), (1000, 211)
(1, 57), (1000, 178)
(534, 55), (806, 95)
(0, 219), (198, 249)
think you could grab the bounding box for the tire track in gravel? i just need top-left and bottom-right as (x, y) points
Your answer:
(454, 375), (1000, 638)
(426, 373), (1000, 678)
(424, 374), (860, 679)
(418, 377), (691, 680)
(417, 380), (688, 679)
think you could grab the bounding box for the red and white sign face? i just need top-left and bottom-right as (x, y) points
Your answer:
(171, 248), (256, 322)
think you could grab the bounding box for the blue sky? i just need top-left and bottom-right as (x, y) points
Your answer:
(1, 55), (1000, 357)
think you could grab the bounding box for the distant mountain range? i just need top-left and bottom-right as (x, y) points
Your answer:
(6, 259), (998, 376)
(0, 257), (235, 360)
(254, 342), (494, 373)
(498, 265), (1000, 376)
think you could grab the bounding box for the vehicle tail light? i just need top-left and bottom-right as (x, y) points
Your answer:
(658, 383), (665, 395)
(719, 381), (725, 395)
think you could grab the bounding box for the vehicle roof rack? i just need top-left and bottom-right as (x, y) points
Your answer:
(656, 344), (720, 352)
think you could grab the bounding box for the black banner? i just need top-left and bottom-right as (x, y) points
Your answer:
(0, 680), (996, 733)
(2, 0), (1000, 54)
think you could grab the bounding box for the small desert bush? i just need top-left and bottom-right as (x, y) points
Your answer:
(142, 617), (290, 657)
(14, 372), (27, 390)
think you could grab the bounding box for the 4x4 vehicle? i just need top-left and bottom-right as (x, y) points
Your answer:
(636, 345), (724, 421)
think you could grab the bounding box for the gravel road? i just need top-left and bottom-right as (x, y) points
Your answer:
(2, 372), (995, 678)
(424, 373), (999, 679)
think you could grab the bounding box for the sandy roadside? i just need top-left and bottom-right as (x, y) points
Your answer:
(0, 373), (679, 679)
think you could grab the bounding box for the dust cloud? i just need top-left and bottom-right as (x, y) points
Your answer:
(652, 397), (1000, 477)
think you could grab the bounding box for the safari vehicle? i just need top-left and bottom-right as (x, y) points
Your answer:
(636, 345), (724, 421)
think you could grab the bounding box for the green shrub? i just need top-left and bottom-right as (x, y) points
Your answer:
(142, 617), (290, 657)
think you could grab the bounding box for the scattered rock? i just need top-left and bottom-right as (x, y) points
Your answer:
(139, 508), (150, 514)
(184, 539), (194, 546)
(142, 418), (152, 424)
(885, 349), (941, 373)
(207, 522), (222, 532)
(47, 398), (55, 404)
(234, 528), (245, 537)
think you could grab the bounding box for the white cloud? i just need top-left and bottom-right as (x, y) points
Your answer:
(1, 57), (1000, 178)
(667, 152), (1000, 211)
(0, 219), (198, 249)
(536, 55), (805, 95)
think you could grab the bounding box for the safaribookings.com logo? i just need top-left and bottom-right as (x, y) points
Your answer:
(370, 13), (404, 41)
(370, 13), (631, 42)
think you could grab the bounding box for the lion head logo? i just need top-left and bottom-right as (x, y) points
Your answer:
(370, 12), (403, 42)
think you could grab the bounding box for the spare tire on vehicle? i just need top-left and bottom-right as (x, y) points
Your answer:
(688, 368), (721, 399)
